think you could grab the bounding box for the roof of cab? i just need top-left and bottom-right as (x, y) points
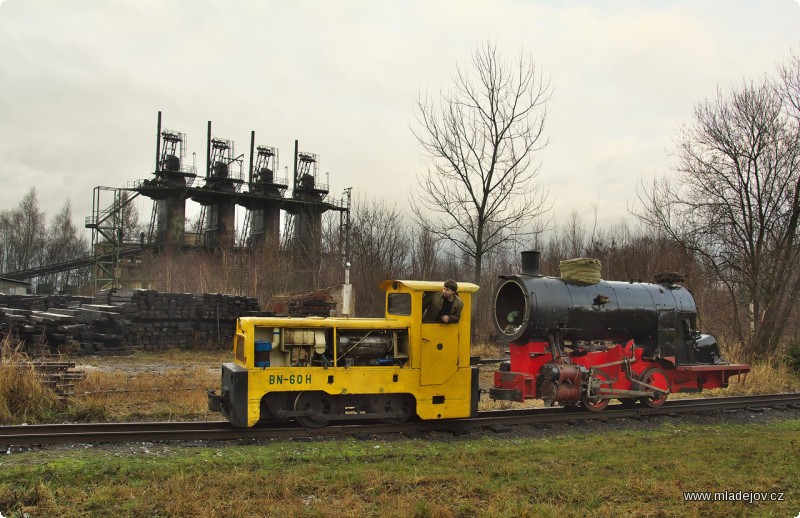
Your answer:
(378, 280), (480, 293)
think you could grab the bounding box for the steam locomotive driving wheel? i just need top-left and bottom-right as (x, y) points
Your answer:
(581, 369), (611, 412)
(639, 368), (670, 408)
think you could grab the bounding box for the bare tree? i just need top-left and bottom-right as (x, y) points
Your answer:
(411, 42), (552, 285)
(0, 188), (46, 273)
(41, 200), (90, 291)
(563, 209), (588, 259)
(409, 227), (441, 280)
(349, 198), (410, 316)
(636, 67), (800, 361)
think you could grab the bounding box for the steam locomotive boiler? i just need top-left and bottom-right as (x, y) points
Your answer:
(490, 251), (750, 410)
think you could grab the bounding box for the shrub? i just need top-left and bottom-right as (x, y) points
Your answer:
(788, 342), (800, 374)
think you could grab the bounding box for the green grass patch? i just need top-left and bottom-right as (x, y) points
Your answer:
(1, 420), (798, 517)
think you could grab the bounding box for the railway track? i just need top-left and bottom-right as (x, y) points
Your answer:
(2, 393), (799, 448)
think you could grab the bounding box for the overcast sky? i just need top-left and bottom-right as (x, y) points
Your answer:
(1, 0), (799, 236)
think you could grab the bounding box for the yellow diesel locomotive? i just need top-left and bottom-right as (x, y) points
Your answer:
(208, 280), (480, 428)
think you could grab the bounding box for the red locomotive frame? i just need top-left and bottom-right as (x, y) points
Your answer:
(493, 339), (749, 411)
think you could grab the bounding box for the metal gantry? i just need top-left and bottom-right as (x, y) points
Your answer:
(84, 186), (141, 290)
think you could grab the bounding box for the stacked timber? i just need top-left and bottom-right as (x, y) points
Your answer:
(97, 289), (260, 351)
(265, 289), (336, 317)
(77, 303), (125, 355)
(31, 360), (86, 401)
(0, 289), (261, 354)
(0, 294), (92, 311)
(0, 306), (85, 353)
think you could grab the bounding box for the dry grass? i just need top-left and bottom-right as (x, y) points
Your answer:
(0, 342), (228, 424)
(471, 341), (506, 360)
(76, 349), (230, 369)
(0, 336), (61, 425)
(700, 340), (800, 397)
(707, 358), (800, 397)
(64, 349), (228, 421)
(70, 364), (220, 422)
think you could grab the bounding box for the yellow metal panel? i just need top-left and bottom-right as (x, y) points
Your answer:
(241, 316), (410, 330)
(379, 280), (479, 294)
(249, 366), (411, 396)
(419, 324), (459, 385)
(414, 368), (473, 420)
(245, 364), (474, 423)
(230, 279), (480, 426)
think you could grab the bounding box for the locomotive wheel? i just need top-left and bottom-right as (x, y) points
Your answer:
(581, 369), (611, 412)
(294, 392), (338, 428)
(374, 394), (415, 424)
(639, 368), (670, 408)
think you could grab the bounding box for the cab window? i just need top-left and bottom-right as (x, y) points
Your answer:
(422, 290), (437, 323)
(387, 293), (411, 316)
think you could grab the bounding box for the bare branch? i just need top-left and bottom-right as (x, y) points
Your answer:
(633, 64), (800, 361)
(411, 43), (552, 284)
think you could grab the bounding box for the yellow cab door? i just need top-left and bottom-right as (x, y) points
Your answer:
(420, 323), (459, 385)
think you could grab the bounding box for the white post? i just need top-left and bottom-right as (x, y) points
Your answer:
(342, 262), (352, 317)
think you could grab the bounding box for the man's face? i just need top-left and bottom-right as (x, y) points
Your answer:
(442, 286), (454, 299)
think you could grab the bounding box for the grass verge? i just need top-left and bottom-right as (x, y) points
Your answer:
(0, 420), (797, 517)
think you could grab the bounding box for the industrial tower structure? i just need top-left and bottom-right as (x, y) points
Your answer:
(86, 112), (350, 289)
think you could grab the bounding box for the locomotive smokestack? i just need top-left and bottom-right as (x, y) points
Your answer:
(521, 251), (541, 276)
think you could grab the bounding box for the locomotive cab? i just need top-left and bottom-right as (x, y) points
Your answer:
(210, 280), (480, 428)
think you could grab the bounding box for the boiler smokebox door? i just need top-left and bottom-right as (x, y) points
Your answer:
(420, 325), (459, 385)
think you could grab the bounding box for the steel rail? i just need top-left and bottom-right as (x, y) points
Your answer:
(2, 393), (799, 447)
